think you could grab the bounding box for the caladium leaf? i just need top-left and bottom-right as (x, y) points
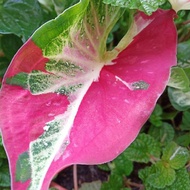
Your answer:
(0, 0), (177, 190)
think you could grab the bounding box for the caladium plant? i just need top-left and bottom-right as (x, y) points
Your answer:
(1, 0), (188, 189)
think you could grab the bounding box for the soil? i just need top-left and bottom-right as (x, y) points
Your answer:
(53, 163), (144, 190)
(54, 165), (109, 190)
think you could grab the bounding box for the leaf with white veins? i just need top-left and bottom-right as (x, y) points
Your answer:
(0, 0), (124, 189)
(0, 1), (177, 190)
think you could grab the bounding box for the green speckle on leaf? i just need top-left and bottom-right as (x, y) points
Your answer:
(28, 70), (61, 94)
(56, 84), (83, 95)
(6, 72), (28, 89)
(28, 118), (70, 189)
(46, 59), (82, 76)
(16, 152), (31, 182)
(6, 70), (83, 96)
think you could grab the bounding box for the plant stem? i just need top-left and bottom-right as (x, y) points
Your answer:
(73, 164), (78, 190)
(182, 20), (190, 25)
(127, 179), (144, 189)
(149, 155), (160, 164)
(185, 161), (190, 169)
(50, 181), (68, 190)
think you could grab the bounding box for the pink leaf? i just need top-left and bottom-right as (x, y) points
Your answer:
(42, 10), (177, 189)
(0, 6), (177, 190)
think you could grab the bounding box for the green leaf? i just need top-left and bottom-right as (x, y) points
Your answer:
(0, 134), (3, 146)
(38, 0), (79, 15)
(177, 40), (190, 68)
(113, 154), (133, 176)
(0, 158), (3, 167)
(176, 133), (190, 147)
(16, 152), (31, 182)
(168, 87), (190, 111)
(52, 0), (79, 15)
(0, 135), (7, 159)
(183, 68), (190, 81)
(162, 142), (189, 170)
(98, 163), (111, 172)
(0, 0), (44, 41)
(1, 34), (23, 60)
(37, 0), (54, 12)
(168, 67), (190, 91)
(161, 110), (178, 120)
(78, 181), (102, 190)
(147, 161), (176, 188)
(0, 146), (7, 159)
(148, 122), (174, 144)
(0, 160), (10, 187)
(139, 165), (190, 190)
(167, 168), (190, 190)
(103, 0), (166, 15)
(124, 133), (161, 163)
(0, 57), (9, 78)
(180, 110), (190, 131)
(138, 166), (159, 190)
(101, 174), (123, 190)
(149, 104), (163, 127)
(159, 123), (175, 144)
(153, 104), (163, 116)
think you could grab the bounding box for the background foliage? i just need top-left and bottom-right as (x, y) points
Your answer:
(0, 0), (190, 189)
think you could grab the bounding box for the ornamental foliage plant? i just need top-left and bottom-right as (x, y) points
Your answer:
(0, 0), (190, 190)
